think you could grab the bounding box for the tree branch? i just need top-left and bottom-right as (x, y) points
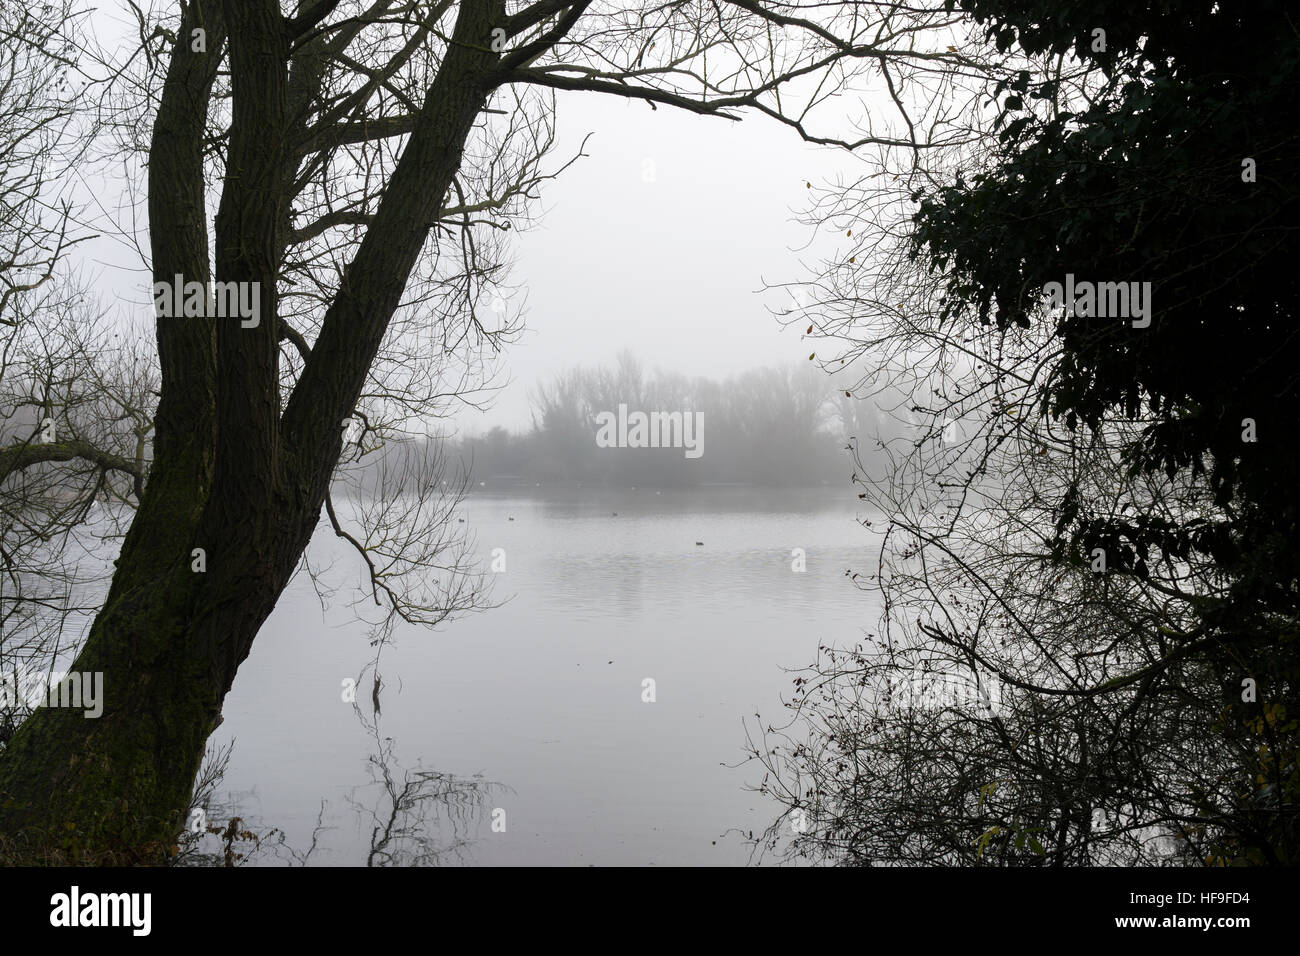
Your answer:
(0, 439), (145, 487)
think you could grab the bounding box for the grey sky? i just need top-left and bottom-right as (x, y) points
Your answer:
(462, 91), (856, 432)
(66, 5), (873, 436)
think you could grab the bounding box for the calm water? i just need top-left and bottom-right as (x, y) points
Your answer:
(211, 485), (880, 865)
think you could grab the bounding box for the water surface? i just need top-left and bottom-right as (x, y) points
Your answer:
(213, 485), (879, 865)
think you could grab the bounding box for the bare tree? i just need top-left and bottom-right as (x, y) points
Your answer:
(0, 3), (137, 759)
(746, 18), (1288, 866)
(0, 0), (978, 860)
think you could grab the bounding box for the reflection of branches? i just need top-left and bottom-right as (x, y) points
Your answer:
(172, 740), (332, 868)
(169, 688), (506, 867)
(348, 680), (506, 867)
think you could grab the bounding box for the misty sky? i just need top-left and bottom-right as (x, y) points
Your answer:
(475, 92), (855, 431)
(69, 5), (875, 435)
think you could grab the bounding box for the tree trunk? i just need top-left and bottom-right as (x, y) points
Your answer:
(0, 572), (256, 861)
(0, 0), (502, 862)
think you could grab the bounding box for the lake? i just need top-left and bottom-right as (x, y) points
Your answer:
(210, 485), (881, 865)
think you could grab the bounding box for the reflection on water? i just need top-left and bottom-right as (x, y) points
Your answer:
(208, 486), (878, 865)
(347, 700), (505, 867)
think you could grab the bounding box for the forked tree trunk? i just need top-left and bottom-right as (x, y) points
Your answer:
(0, 0), (501, 861)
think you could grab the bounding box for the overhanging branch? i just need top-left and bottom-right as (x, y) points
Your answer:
(0, 439), (146, 487)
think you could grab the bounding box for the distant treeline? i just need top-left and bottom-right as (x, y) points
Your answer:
(357, 355), (899, 489)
